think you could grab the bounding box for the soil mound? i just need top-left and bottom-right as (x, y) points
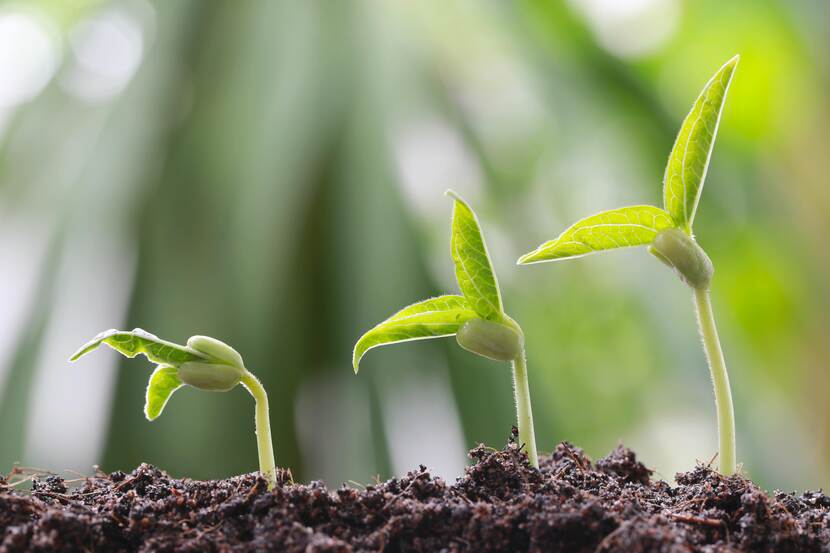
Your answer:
(2, 440), (828, 552)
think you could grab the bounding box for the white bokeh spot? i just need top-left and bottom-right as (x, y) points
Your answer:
(0, 8), (60, 108)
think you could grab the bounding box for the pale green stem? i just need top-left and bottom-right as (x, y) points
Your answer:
(240, 371), (277, 488)
(693, 288), (736, 475)
(512, 352), (538, 468)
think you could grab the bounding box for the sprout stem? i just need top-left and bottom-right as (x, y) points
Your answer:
(240, 371), (277, 489)
(693, 288), (736, 475)
(512, 352), (538, 468)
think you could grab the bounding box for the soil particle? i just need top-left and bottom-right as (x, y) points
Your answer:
(1, 440), (828, 552)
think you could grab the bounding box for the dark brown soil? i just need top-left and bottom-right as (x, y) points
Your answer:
(1, 438), (828, 552)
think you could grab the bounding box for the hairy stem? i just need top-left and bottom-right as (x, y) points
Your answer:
(512, 352), (538, 468)
(693, 288), (736, 475)
(241, 371), (277, 488)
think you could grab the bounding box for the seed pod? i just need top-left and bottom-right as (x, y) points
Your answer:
(456, 318), (523, 362)
(187, 335), (244, 368)
(649, 228), (714, 289)
(178, 361), (244, 392)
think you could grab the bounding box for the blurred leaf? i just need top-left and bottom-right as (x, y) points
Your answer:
(144, 365), (183, 421)
(518, 206), (674, 264)
(353, 295), (477, 371)
(663, 56), (739, 231)
(70, 329), (204, 366)
(447, 190), (503, 320)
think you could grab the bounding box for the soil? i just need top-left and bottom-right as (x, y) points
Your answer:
(1, 435), (828, 552)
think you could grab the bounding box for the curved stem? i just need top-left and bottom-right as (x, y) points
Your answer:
(693, 288), (736, 475)
(512, 352), (538, 468)
(240, 371), (277, 488)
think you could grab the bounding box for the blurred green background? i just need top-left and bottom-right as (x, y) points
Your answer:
(1, 0), (828, 493)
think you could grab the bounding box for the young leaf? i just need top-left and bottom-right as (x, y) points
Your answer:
(663, 55), (739, 232)
(447, 190), (503, 321)
(353, 295), (477, 372)
(518, 205), (674, 264)
(70, 328), (205, 366)
(145, 365), (184, 420)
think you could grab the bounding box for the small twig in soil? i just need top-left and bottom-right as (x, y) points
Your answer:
(672, 497), (705, 512)
(33, 491), (72, 504)
(63, 478), (91, 485)
(244, 480), (262, 502)
(666, 512), (724, 527)
(666, 512), (730, 543)
(6, 464), (55, 476)
(114, 476), (139, 492)
(706, 452), (719, 469)
(5, 475), (37, 488)
(564, 446), (588, 472)
(5, 465), (53, 486)
(347, 480), (367, 490)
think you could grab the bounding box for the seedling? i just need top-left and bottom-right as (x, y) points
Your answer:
(353, 191), (539, 467)
(69, 329), (277, 488)
(518, 56), (740, 475)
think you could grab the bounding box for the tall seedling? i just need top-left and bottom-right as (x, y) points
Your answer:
(354, 191), (539, 467)
(519, 56), (740, 474)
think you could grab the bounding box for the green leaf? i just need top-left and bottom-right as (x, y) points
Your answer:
(69, 328), (205, 366)
(663, 55), (739, 231)
(518, 205), (674, 264)
(353, 295), (477, 372)
(144, 365), (184, 420)
(446, 190), (503, 320)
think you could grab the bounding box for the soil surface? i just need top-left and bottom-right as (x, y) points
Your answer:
(1, 436), (828, 552)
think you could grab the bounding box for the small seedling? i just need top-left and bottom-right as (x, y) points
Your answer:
(518, 56), (739, 475)
(70, 329), (277, 488)
(353, 191), (539, 467)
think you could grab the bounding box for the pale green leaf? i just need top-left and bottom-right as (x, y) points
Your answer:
(447, 190), (503, 320)
(353, 295), (477, 372)
(69, 328), (205, 366)
(518, 205), (674, 264)
(144, 365), (183, 420)
(663, 55), (739, 231)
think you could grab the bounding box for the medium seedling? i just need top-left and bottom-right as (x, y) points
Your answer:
(518, 56), (740, 475)
(70, 329), (277, 488)
(353, 191), (539, 467)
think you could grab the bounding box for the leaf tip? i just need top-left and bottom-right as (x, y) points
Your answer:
(444, 189), (470, 208)
(68, 334), (108, 362)
(517, 248), (546, 265)
(718, 54), (740, 81)
(352, 342), (363, 374)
